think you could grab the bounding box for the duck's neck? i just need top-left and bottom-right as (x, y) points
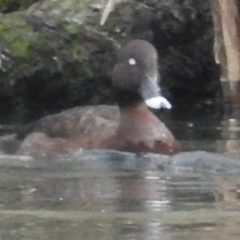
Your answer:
(115, 90), (143, 108)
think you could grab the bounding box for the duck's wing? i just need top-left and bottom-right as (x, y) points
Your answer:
(17, 105), (119, 139)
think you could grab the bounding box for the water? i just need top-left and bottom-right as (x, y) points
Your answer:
(0, 105), (239, 240)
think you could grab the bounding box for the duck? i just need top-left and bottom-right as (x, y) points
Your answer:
(11, 40), (179, 156)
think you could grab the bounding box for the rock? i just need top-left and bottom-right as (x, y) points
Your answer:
(0, 0), (40, 13)
(0, 0), (221, 124)
(0, 0), (119, 122)
(149, 0), (221, 107)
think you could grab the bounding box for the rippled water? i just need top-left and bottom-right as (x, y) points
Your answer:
(0, 105), (240, 240)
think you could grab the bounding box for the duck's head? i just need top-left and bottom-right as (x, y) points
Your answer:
(112, 39), (171, 109)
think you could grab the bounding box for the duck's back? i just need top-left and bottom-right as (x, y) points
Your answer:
(17, 105), (119, 139)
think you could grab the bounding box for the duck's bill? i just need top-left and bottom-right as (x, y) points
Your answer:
(140, 75), (172, 109)
(145, 96), (172, 109)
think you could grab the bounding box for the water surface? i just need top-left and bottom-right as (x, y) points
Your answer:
(0, 105), (240, 240)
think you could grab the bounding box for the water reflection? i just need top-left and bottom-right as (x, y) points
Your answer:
(0, 152), (239, 239)
(219, 106), (240, 152)
(0, 105), (240, 239)
(159, 105), (240, 153)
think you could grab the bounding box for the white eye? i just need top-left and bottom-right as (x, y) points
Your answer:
(128, 58), (136, 65)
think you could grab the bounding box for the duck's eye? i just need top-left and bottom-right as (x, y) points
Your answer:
(128, 58), (136, 65)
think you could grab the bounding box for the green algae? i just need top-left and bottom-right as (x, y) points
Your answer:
(0, 14), (34, 57)
(60, 21), (80, 35)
